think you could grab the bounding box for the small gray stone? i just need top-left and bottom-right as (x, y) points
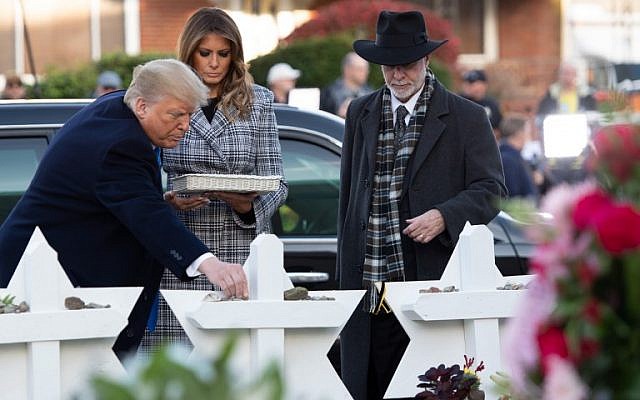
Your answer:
(16, 301), (29, 313)
(284, 287), (309, 300)
(84, 302), (110, 309)
(65, 296), (85, 310)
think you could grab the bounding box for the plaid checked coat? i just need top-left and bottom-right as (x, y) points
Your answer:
(142, 84), (288, 349)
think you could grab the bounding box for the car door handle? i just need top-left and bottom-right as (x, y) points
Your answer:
(287, 272), (330, 284)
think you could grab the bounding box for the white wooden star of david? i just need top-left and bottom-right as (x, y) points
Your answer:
(162, 233), (365, 400)
(0, 228), (141, 400)
(383, 223), (534, 399)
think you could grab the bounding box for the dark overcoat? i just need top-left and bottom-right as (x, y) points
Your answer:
(337, 80), (506, 399)
(0, 91), (208, 357)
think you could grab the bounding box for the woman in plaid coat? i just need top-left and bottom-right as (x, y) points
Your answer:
(142, 7), (288, 349)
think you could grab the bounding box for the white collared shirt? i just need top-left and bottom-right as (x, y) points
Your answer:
(390, 82), (425, 126)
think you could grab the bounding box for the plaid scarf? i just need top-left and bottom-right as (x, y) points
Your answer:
(363, 70), (435, 312)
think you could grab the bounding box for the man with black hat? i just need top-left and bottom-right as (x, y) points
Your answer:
(337, 10), (506, 399)
(460, 69), (503, 137)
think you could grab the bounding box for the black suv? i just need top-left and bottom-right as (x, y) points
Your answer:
(0, 99), (531, 289)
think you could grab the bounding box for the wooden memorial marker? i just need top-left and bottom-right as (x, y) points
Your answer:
(0, 228), (141, 400)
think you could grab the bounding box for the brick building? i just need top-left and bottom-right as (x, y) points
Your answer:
(1, 0), (637, 112)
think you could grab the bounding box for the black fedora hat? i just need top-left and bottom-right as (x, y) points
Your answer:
(353, 10), (448, 66)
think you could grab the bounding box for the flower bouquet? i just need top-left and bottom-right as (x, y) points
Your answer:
(503, 123), (640, 399)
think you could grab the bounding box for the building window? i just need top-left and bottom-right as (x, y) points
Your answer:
(421, 0), (497, 63)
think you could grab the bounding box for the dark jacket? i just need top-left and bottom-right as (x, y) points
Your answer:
(337, 80), (506, 399)
(0, 91), (208, 356)
(499, 141), (538, 199)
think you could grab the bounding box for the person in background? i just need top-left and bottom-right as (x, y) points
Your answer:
(266, 62), (300, 104)
(498, 115), (539, 201)
(320, 51), (373, 118)
(0, 59), (248, 360)
(537, 62), (597, 119)
(460, 69), (503, 138)
(141, 7), (288, 351)
(338, 10), (506, 400)
(1, 74), (27, 99)
(93, 70), (123, 98)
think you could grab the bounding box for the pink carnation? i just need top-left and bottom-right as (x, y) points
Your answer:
(542, 356), (588, 400)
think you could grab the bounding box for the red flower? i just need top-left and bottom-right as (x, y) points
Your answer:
(573, 191), (640, 254)
(576, 261), (598, 287)
(572, 190), (613, 230)
(537, 325), (570, 374)
(591, 203), (640, 254)
(589, 124), (640, 182)
(579, 338), (600, 360)
(582, 299), (601, 324)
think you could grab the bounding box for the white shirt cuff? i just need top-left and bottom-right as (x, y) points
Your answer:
(186, 252), (215, 277)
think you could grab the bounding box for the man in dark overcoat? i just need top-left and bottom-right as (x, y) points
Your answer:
(337, 11), (506, 400)
(0, 59), (248, 359)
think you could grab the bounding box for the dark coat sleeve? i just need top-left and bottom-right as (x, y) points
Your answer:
(427, 96), (507, 246)
(95, 137), (209, 280)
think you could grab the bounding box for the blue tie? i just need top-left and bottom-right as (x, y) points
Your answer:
(147, 147), (162, 333)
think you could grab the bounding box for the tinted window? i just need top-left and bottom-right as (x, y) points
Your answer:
(274, 138), (340, 236)
(0, 137), (48, 223)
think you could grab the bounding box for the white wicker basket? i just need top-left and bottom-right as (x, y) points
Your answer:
(171, 174), (281, 194)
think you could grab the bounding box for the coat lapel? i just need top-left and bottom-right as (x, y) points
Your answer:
(361, 91), (383, 177)
(406, 82), (449, 190)
(191, 107), (231, 169)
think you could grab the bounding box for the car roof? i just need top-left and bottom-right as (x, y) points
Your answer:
(0, 99), (345, 140)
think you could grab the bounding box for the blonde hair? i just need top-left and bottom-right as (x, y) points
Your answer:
(123, 59), (208, 111)
(177, 7), (254, 121)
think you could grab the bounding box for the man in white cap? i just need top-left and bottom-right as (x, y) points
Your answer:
(266, 62), (300, 104)
(338, 10), (506, 399)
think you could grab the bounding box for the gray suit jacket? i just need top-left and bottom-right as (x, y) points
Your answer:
(337, 80), (506, 399)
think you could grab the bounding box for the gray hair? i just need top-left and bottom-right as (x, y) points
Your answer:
(123, 59), (208, 110)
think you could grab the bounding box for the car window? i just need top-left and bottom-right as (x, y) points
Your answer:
(0, 137), (48, 223)
(274, 138), (340, 237)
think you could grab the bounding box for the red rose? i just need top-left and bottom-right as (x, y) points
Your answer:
(536, 325), (570, 374)
(592, 203), (640, 254)
(572, 190), (613, 230)
(589, 124), (640, 182)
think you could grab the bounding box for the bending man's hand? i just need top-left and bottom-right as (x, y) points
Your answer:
(164, 191), (210, 211)
(198, 256), (248, 299)
(403, 209), (445, 244)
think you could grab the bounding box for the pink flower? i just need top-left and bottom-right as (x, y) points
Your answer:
(542, 356), (588, 400)
(503, 278), (556, 392)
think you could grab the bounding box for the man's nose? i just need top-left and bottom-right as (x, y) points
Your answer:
(177, 116), (190, 132)
(392, 66), (405, 79)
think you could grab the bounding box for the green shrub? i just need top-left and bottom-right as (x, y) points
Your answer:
(249, 33), (452, 90)
(81, 335), (284, 400)
(35, 52), (173, 99)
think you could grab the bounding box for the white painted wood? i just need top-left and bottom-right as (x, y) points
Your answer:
(384, 223), (535, 399)
(162, 233), (365, 400)
(0, 228), (141, 400)
(187, 300), (353, 328)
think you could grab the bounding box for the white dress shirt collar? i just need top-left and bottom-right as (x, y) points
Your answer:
(390, 82), (425, 125)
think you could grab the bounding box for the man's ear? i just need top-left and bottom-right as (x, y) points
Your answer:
(134, 97), (147, 119)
